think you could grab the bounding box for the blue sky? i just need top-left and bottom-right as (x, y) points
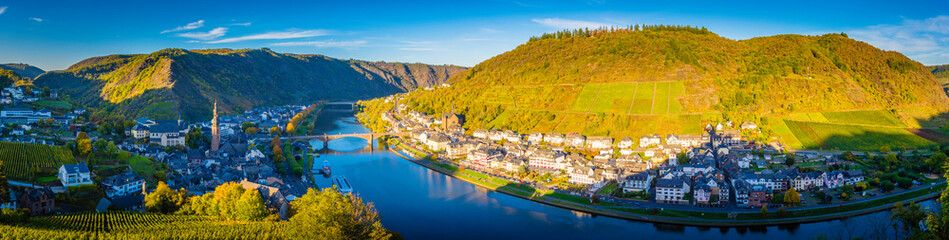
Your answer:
(1, 0), (948, 70)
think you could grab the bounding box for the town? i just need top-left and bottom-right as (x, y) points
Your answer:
(0, 86), (317, 219)
(375, 95), (935, 212)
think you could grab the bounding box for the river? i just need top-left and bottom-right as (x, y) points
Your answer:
(308, 111), (933, 240)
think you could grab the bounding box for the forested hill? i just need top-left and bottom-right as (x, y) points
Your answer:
(0, 63), (45, 79)
(34, 48), (466, 120)
(0, 68), (28, 87)
(398, 26), (949, 148)
(930, 64), (949, 84)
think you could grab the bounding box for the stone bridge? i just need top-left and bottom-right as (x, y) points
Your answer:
(285, 132), (410, 150)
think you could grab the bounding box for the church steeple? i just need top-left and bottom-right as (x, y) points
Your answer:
(211, 100), (221, 152)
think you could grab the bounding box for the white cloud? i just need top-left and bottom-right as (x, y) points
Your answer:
(848, 15), (949, 65)
(178, 27), (228, 40)
(399, 47), (440, 51)
(532, 18), (612, 29)
(206, 29), (331, 43)
(0, 6), (7, 15)
(161, 20), (204, 34)
(232, 22), (251, 26)
(271, 40), (367, 48)
(29, 17), (43, 22)
(480, 27), (501, 33)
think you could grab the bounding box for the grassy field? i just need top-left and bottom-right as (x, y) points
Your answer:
(784, 120), (935, 151)
(589, 83), (638, 113)
(822, 110), (905, 127)
(653, 82), (671, 114)
(32, 100), (73, 110)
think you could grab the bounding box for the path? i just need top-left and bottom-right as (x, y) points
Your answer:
(587, 85), (603, 113)
(650, 82), (657, 114)
(627, 82), (638, 114)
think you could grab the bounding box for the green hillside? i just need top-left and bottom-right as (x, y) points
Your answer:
(34, 48), (466, 121)
(930, 64), (949, 84)
(0, 68), (27, 87)
(392, 26), (949, 151)
(0, 63), (45, 79)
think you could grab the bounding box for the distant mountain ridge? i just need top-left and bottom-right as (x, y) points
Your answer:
(0, 63), (45, 79)
(34, 48), (466, 120)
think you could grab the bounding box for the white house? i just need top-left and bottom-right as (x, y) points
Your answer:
(586, 136), (613, 149)
(59, 163), (93, 187)
(639, 134), (661, 147)
(102, 172), (145, 198)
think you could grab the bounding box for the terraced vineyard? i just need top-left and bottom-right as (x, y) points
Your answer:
(569, 81), (687, 114)
(783, 120), (934, 151)
(0, 142), (76, 180)
(28, 211), (210, 233)
(1, 211), (287, 239)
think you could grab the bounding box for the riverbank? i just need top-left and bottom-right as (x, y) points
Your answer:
(387, 141), (945, 227)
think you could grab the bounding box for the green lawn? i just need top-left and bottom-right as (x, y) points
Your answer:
(822, 110), (906, 127)
(124, 153), (162, 183)
(597, 182), (618, 195)
(784, 120), (934, 151)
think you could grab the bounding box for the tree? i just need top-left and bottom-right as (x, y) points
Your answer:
(0, 161), (8, 202)
(880, 180), (896, 192)
(928, 151), (948, 173)
(98, 122), (111, 136)
(925, 167), (949, 239)
(41, 86), (50, 97)
(880, 146), (892, 154)
(891, 202), (927, 237)
(785, 155), (796, 167)
(841, 151), (855, 162)
(213, 182), (246, 220)
(241, 122), (257, 132)
(784, 188), (800, 205)
(144, 181), (189, 214)
(245, 127), (259, 135)
(76, 131), (92, 155)
(185, 127), (209, 149)
(105, 142), (119, 157)
(677, 152), (690, 165)
(288, 188), (391, 240)
(269, 126), (280, 135)
(235, 189), (269, 221)
(94, 139), (108, 154)
(760, 205), (768, 216)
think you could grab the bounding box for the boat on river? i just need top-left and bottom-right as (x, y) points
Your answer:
(333, 176), (353, 194)
(322, 160), (331, 175)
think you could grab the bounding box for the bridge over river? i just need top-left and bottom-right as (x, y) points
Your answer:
(283, 132), (410, 150)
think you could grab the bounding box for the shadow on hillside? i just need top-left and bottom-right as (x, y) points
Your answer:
(813, 130), (943, 152)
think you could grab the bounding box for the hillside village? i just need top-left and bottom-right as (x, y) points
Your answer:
(0, 93), (316, 218)
(378, 95), (929, 209)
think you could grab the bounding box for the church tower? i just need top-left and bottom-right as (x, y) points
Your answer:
(211, 101), (221, 152)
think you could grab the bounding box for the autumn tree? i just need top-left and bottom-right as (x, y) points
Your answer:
(270, 126), (280, 135)
(214, 182), (246, 220)
(784, 188), (800, 205)
(288, 188), (391, 240)
(144, 181), (190, 213)
(925, 167), (949, 239)
(236, 189), (269, 221)
(76, 131), (92, 155)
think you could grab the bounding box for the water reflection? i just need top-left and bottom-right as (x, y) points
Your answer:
(305, 111), (930, 240)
